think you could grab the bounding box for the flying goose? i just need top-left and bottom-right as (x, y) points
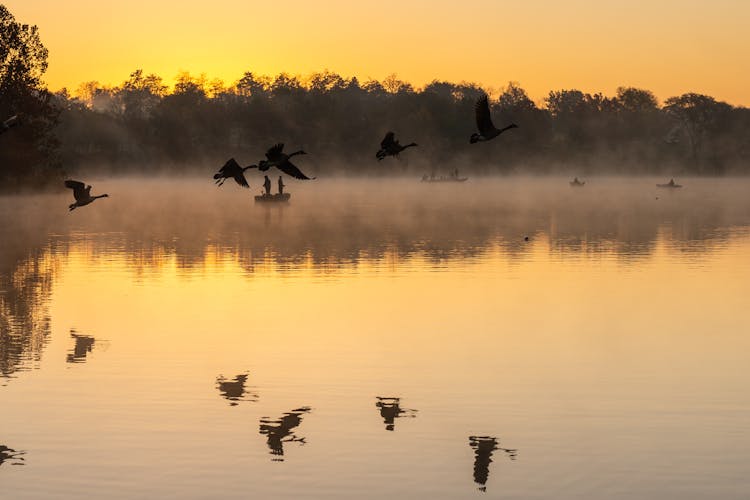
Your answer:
(213, 158), (257, 187)
(0, 115), (20, 135)
(258, 143), (315, 180)
(470, 95), (518, 144)
(65, 180), (109, 211)
(376, 132), (417, 160)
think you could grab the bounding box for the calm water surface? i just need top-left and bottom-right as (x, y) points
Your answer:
(1, 178), (749, 499)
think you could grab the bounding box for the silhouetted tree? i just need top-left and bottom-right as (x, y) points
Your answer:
(44, 67), (749, 176)
(664, 93), (733, 173)
(0, 4), (60, 190)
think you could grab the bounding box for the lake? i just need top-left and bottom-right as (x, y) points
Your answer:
(1, 177), (749, 499)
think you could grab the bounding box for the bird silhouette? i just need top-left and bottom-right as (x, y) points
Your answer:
(258, 143), (315, 180)
(470, 95), (518, 144)
(0, 115), (20, 135)
(213, 158), (257, 187)
(64, 180), (109, 211)
(376, 132), (417, 160)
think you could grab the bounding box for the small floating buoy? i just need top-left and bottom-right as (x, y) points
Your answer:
(524, 236), (529, 241)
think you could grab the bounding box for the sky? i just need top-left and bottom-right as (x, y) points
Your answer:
(5, 0), (750, 105)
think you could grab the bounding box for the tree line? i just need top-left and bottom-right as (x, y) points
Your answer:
(2, 4), (750, 190)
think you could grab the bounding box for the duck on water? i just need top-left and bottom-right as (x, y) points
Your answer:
(570, 177), (585, 186)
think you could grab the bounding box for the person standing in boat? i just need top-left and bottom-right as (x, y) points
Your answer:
(263, 175), (271, 196)
(278, 176), (285, 195)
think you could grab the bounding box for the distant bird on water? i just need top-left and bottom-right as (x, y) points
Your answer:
(214, 158), (256, 187)
(376, 132), (417, 160)
(258, 143), (315, 180)
(470, 95), (517, 144)
(1, 115), (20, 135)
(65, 180), (108, 211)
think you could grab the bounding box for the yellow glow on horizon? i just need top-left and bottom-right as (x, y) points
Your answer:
(4, 0), (750, 105)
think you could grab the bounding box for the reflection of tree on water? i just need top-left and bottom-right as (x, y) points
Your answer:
(376, 397), (417, 431)
(0, 444), (26, 466)
(0, 247), (56, 382)
(259, 407), (311, 460)
(216, 372), (258, 405)
(469, 436), (517, 492)
(66, 331), (98, 363)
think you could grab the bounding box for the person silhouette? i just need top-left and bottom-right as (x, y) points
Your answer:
(278, 176), (285, 195)
(263, 175), (271, 196)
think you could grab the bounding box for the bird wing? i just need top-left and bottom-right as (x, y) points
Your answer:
(2, 115), (19, 130)
(64, 180), (87, 200)
(219, 158), (240, 175)
(475, 95), (496, 134)
(233, 172), (250, 188)
(277, 160), (314, 180)
(380, 132), (396, 149)
(266, 143), (285, 162)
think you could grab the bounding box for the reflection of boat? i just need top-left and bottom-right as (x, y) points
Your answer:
(421, 177), (468, 183)
(656, 183), (682, 188)
(254, 193), (291, 203)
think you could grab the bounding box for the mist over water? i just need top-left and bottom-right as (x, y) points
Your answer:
(1, 177), (750, 499)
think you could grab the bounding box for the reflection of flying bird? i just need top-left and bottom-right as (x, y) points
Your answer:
(66, 332), (96, 363)
(259, 407), (311, 460)
(376, 132), (418, 160)
(216, 373), (258, 405)
(213, 158), (256, 187)
(469, 435), (517, 492)
(65, 180), (109, 211)
(258, 143), (315, 180)
(0, 445), (25, 467)
(375, 397), (417, 431)
(470, 95), (518, 144)
(1, 115), (20, 135)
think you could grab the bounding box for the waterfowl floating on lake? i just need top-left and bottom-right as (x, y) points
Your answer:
(570, 177), (585, 186)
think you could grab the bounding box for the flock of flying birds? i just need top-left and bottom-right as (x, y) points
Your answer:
(8, 94), (515, 211)
(208, 94), (516, 191)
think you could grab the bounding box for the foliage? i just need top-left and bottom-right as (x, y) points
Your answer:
(0, 4), (60, 189)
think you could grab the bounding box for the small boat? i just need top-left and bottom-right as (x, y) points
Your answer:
(570, 180), (585, 187)
(421, 177), (468, 183)
(656, 183), (682, 188)
(254, 193), (291, 203)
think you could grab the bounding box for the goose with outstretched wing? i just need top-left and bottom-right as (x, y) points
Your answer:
(65, 180), (109, 211)
(0, 115), (20, 135)
(470, 95), (518, 144)
(259, 143), (315, 180)
(376, 131), (417, 160)
(213, 158), (257, 187)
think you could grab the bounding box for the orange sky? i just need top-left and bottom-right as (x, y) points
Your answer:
(5, 0), (750, 105)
